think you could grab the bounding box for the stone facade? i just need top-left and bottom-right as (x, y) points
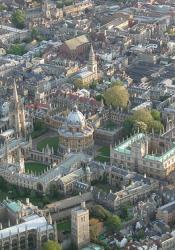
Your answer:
(156, 201), (175, 225)
(0, 198), (57, 250)
(58, 105), (94, 154)
(110, 133), (175, 179)
(71, 202), (90, 249)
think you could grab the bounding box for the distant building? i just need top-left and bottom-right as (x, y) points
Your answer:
(0, 198), (57, 250)
(63, 0), (93, 16)
(61, 35), (90, 59)
(58, 105), (94, 154)
(156, 201), (175, 224)
(161, 236), (175, 250)
(71, 202), (90, 249)
(74, 45), (98, 86)
(110, 133), (175, 179)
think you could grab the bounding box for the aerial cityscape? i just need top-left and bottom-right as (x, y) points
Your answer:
(0, 0), (175, 249)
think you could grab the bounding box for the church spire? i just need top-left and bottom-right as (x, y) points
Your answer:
(89, 44), (95, 62)
(88, 44), (97, 73)
(13, 81), (19, 103)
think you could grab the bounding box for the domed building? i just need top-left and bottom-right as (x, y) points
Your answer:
(58, 105), (94, 153)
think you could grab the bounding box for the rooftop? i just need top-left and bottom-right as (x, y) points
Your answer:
(65, 35), (89, 51)
(3, 200), (22, 213)
(158, 201), (175, 213)
(113, 133), (175, 163)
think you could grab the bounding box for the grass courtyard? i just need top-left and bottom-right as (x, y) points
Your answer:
(25, 162), (48, 175)
(57, 221), (71, 233)
(104, 121), (117, 131)
(37, 137), (59, 153)
(95, 146), (110, 163)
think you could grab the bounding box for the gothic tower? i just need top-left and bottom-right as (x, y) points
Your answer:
(87, 45), (97, 74)
(9, 83), (26, 138)
(17, 147), (25, 174)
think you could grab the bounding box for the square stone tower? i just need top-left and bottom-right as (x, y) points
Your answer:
(71, 202), (90, 249)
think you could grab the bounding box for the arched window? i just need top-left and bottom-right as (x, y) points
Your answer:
(4, 241), (10, 250)
(41, 235), (47, 245)
(20, 236), (25, 250)
(37, 183), (43, 192)
(28, 234), (36, 250)
(12, 239), (18, 250)
(49, 233), (54, 240)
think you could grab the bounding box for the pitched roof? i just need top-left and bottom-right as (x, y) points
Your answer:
(65, 35), (89, 51)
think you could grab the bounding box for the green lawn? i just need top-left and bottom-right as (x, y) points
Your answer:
(37, 137), (59, 153)
(95, 146), (110, 163)
(57, 221), (71, 233)
(31, 119), (48, 139)
(25, 162), (48, 175)
(104, 121), (117, 131)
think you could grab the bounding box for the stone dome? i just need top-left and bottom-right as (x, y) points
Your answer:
(67, 105), (86, 128)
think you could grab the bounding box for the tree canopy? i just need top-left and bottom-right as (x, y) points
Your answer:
(42, 240), (62, 250)
(104, 85), (129, 108)
(106, 215), (122, 232)
(12, 10), (26, 29)
(90, 205), (111, 221)
(0, 3), (6, 12)
(123, 108), (163, 135)
(151, 109), (161, 121)
(7, 44), (26, 56)
(132, 109), (153, 125)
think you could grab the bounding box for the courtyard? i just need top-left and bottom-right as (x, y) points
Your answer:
(95, 146), (110, 163)
(25, 162), (49, 176)
(37, 136), (59, 153)
(57, 220), (71, 233)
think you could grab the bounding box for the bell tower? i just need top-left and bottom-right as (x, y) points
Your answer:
(88, 45), (97, 74)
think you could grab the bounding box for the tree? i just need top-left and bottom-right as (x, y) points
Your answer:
(90, 205), (111, 221)
(95, 94), (103, 101)
(0, 3), (6, 12)
(107, 215), (121, 232)
(132, 109), (153, 125)
(30, 190), (37, 200)
(148, 120), (164, 133)
(12, 10), (26, 29)
(123, 117), (135, 135)
(104, 85), (129, 108)
(111, 80), (124, 86)
(31, 28), (45, 42)
(7, 44), (26, 56)
(133, 121), (147, 133)
(151, 109), (161, 121)
(119, 205), (129, 220)
(42, 240), (62, 250)
(74, 78), (83, 88)
(123, 108), (164, 135)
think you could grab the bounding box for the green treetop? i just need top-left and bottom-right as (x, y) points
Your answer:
(12, 10), (26, 29)
(42, 240), (62, 250)
(104, 85), (129, 108)
(123, 108), (164, 135)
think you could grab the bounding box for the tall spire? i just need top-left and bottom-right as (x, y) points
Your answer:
(13, 81), (19, 103)
(89, 44), (95, 62)
(88, 44), (97, 73)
